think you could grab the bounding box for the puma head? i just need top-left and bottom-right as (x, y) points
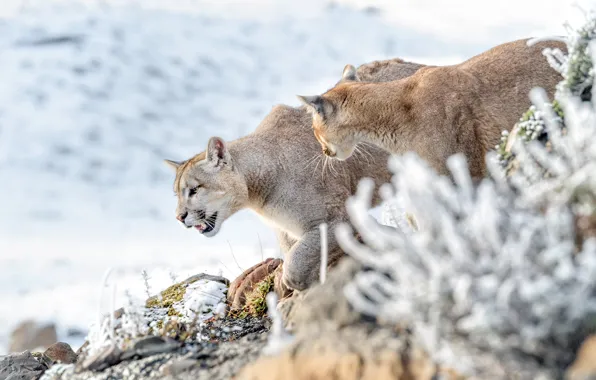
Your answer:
(164, 137), (248, 237)
(298, 67), (371, 160)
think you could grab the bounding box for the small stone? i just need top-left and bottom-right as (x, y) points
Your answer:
(44, 342), (78, 364)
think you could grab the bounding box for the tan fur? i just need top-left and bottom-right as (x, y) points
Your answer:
(300, 39), (566, 179)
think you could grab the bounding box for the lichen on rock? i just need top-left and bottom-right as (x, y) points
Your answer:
(240, 272), (276, 318)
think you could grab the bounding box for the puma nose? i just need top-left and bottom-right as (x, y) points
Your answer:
(176, 212), (188, 223)
(323, 147), (336, 157)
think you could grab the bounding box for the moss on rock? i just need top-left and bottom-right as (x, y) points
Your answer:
(244, 273), (276, 318)
(228, 272), (277, 319)
(146, 282), (189, 310)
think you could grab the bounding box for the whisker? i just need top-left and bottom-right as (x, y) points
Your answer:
(359, 141), (380, 156)
(313, 155), (323, 175)
(304, 153), (321, 170)
(353, 146), (370, 165)
(358, 144), (375, 160)
(322, 157), (328, 180)
(328, 157), (339, 177)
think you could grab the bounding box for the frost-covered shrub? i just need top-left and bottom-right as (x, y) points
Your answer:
(342, 14), (596, 376)
(557, 16), (596, 99)
(496, 101), (564, 166)
(508, 89), (596, 219)
(84, 291), (152, 356)
(497, 13), (596, 168)
(340, 153), (596, 374)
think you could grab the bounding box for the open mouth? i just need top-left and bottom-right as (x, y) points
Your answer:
(194, 212), (218, 234)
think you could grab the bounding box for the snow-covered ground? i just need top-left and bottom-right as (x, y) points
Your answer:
(0, 0), (591, 353)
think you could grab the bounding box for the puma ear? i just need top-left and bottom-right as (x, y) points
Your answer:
(297, 95), (327, 116)
(164, 159), (183, 171)
(206, 136), (230, 168)
(341, 64), (359, 82)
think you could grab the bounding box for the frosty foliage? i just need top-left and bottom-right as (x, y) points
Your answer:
(85, 291), (150, 356)
(262, 292), (295, 356)
(509, 87), (596, 217)
(555, 15), (596, 98)
(341, 14), (596, 375)
(497, 12), (596, 166)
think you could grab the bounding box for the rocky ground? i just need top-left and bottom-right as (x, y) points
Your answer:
(3, 255), (596, 380)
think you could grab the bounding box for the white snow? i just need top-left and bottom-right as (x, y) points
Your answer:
(175, 279), (228, 323)
(0, 0), (591, 354)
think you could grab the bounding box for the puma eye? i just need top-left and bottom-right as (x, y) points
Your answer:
(188, 185), (202, 196)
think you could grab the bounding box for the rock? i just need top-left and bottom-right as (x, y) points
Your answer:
(0, 351), (48, 380)
(9, 321), (57, 353)
(31, 351), (54, 370)
(79, 343), (122, 372)
(120, 336), (180, 360)
(43, 342), (78, 364)
(185, 273), (230, 287)
(227, 258), (284, 310)
(566, 335), (596, 380)
(237, 348), (446, 380)
(59, 329), (269, 380)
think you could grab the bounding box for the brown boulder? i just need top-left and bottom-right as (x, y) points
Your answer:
(44, 342), (78, 364)
(227, 258), (287, 310)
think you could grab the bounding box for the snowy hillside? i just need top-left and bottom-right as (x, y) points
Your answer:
(0, 0), (589, 353)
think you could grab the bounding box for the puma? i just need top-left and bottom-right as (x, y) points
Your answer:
(298, 38), (566, 179)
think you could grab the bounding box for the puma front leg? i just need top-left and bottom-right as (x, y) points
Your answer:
(282, 222), (345, 291)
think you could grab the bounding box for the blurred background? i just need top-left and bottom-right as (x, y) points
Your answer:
(0, 0), (591, 353)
